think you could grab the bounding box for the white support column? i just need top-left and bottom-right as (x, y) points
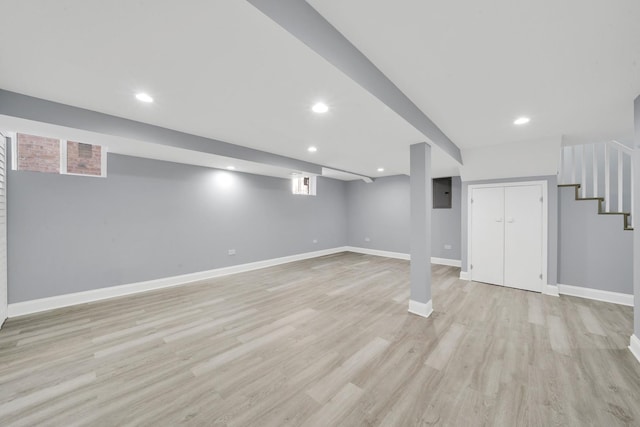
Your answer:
(631, 158), (635, 228)
(409, 142), (433, 318)
(631, 94), (640, 365)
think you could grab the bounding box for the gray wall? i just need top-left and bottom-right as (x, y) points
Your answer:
(345, 175), (462, 260)
(8, 153), (348, 303)
(460, 176), (559, 285)
(557, 186), (632, 294)
(346, 176), (409, 254)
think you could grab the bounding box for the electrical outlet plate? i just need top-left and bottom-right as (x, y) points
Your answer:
(228, 249), (236, 255)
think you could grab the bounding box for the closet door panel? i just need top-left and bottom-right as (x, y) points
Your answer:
(470, 187), (505, 286)
(504, 185), (543, 292)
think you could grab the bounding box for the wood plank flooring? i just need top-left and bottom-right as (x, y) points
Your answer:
(1, 251), (639, 426)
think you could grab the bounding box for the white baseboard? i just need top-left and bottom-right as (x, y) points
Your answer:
(543, 284), (559, 297)
(431, 257), (461, 267)
(7, 246), (350, 318)
(630, 335), (640, 365)
(557, 283), (633, 306)
(345, 247), (461, 268)
(408, 299), (433, 318)
(459, 271), (470, 281)
(345, 246), (410, 260)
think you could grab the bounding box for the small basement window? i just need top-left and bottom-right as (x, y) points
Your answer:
(292, 175), (317, 195)
(13, 133), (107, 177)
(65, 141), (104, 176)
(433, 177), (452, 209)
(16, 133), (61, 174)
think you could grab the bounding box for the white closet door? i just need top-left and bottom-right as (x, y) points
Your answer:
(470, 187), (505, 286)
(504, 185), (543, 292)
(0, 136), (6, 325)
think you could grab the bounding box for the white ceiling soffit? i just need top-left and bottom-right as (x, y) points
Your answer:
(0, 0), (445, 178)
(322, 167), (372, 182)
(0, 89), (326, 177)
(0, 115), (319, 180)
(307, 0), (640, 150)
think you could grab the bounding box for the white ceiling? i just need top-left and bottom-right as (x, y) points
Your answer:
(0, 0), (638, 179)
(308, 0), (640, 149)
(0, 0), (460, 178)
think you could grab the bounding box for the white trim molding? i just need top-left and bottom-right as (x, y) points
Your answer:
(543, 284), (560, 297)
(7, 247), (350, 318)
(345, 246), (409, 260)
(459, 271), (470, 281)
(630, 335), (640, 365)
(557, 283), (634, 306)
(345, 247), (461, 267)
(431, 257), (461, 267)
(408, 299), (433, 318)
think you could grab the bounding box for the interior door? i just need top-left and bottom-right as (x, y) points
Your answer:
(470, 187), (505, 286)
(0, 135), (7, 326)
(504, 185), (543, 292)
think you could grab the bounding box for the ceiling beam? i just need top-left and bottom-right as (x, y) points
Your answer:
(0, 89), (329, 175)
(247, 0), (463, 164)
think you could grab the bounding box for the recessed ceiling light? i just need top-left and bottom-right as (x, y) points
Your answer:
(308, 146), (318, 153)
(135, 93), (154, 103)
(377, 168), (385, 172)
(514, 117), (530, 125)
(312, 102), (329, 113)
(226, 166), (235, 170)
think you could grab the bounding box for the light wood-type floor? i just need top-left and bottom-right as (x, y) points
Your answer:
(1, 252), (639, 426)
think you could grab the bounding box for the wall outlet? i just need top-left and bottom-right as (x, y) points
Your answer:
(444, 244), (452, 250)
(228, 249), (236, 255)
(364, 237), (371, 242)
(312, 239), (318, 244)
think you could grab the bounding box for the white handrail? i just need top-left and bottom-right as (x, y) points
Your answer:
(610, 139), (633, 155)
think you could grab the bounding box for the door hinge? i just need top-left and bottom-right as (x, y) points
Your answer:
(470, 264), (474, 270)
(539, 273), (543, 280)
(540, 197), (543, 202)
(471, 198), (474, 204)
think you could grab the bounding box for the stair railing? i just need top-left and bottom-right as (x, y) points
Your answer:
(559, 140), (634, 228)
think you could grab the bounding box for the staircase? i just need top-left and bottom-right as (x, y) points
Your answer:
(559, 140), (634, 231)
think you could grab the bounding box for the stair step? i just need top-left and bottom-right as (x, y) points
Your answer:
(559, 184), (633, 231)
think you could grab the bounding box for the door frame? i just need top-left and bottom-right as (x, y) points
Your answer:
(467, 180), (548, 291)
